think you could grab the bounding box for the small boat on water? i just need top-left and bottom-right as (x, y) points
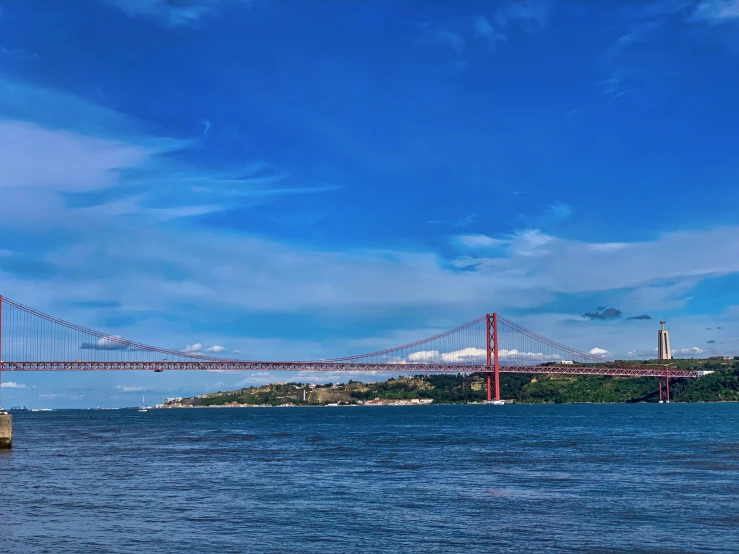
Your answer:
(484, 400), (505, 406)
(139, 396), (148, 413)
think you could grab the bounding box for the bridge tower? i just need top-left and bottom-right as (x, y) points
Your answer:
(485, 313), (500, 402)
(658, 369), (671, 403)
(0, 294), (10, 449)
(0, 294), (3, 408)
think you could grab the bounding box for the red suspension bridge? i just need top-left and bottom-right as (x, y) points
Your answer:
(0, 296), (696, 403)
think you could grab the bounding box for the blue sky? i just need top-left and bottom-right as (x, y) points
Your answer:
(1, 0), (739, 407)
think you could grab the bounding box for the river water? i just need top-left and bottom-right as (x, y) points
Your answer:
(1, 404), (738, 553)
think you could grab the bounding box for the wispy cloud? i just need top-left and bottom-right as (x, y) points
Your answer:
(543, 202), (571, 222)
(78, 195), (224, 220)
(235, 372), (272, 387)
(423, 3), (552, 58)
(600, 76), (630, 99)
(427, 213), (478, 228)
(453, 234), (507, 249)
(453, 228), (555, 257)
(104, 0), (254, 27)
(474, 16), (507, 48)
(0, 120), (151, 193)
(205, 345), (225, 353)
(1, 47), (40, 59)
(198, 118), (211, 135)
(609, 20), (664, 57)
(79, 335), (129, 350)
(183, 343), (202, 353)
(115, 386), (152, 393)
(417, 26), (466, 54)
(587, 242), (631, 253)
(0, 78), (340, 232)
(495, 0), (553, 31)
(516, 202), (572, 228)
(692, 0), (739, 22)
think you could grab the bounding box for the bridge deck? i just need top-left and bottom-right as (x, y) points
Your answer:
(0, 361), (698, 378)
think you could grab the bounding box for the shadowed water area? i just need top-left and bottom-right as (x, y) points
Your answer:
(1, 404), (738, 553)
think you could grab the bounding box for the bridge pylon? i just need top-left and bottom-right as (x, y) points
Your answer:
(658, 369), (670, 403)
(0, 294), (3, 410)
(485, 313), (500, 402)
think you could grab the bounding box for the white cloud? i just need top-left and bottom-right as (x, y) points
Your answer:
(673, 347), (705, 356)
(114, 386), (151, 393)
(205, 345), (225, 353)
(0, 381), (30, 389)
(405, 347), (560, 364)
(183, 343), (202, 353)
(441, 347), (487, 362)
(406, 350), (440, 362)
(404, 348), (487, 364)
(498, 349), (562, 362)
(589, 348), (609, 355)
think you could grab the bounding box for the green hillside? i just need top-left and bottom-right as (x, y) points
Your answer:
(164, 358), (739, 407)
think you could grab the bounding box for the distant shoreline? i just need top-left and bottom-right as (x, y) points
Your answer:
(8, 400), (739, 413)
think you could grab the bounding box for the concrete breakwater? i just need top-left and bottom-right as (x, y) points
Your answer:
(0, 413), (12, 449)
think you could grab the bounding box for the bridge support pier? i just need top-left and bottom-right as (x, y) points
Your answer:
(0, 413), (11, 449)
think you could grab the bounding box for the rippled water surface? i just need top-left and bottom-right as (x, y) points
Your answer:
(2, 404), (738, 553)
